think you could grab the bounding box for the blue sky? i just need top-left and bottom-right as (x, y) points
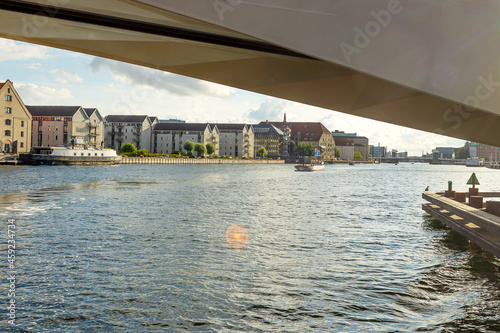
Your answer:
(0, 37), (464, 155)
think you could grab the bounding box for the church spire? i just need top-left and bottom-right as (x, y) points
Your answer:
(283, 112), (287, 123)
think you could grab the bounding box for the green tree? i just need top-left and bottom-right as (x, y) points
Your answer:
(257, 146), (268, 158)
(137, 149), (148, 157)
(206, 142), (216, 155)
(120, 142), (136, 154)
(194, 143), (207, 157)
(297, 142), (315, 156)
(456, 146), (469, 159)
(289, 140), (296, 155)
(183, 140), (195, 154)
(353, 151), (363, 160)
(334, 146), (341, 158)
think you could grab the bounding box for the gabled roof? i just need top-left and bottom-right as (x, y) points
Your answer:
(252, 124), (284, 135)
(153, 123), (210, 131)
(149, 116), (158, 123)
(0, 82), (4, 90)
(26, 105), (83, 117)
(262, 121), (331, 142)
(84, 108), (97, 117)
(105, 115), (148, 123)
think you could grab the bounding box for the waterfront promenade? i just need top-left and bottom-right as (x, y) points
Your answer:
(121, 157), (285, 164)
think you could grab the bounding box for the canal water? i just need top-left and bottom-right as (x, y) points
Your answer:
(1, 163), (500, 332)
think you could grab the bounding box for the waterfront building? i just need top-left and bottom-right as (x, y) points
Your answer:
(252, 123), (284, 158)
(84, 108), (105, 147)
(435, 147), (459, 159)
(104, 115), (158, 152)
(334, 137), (355, 160)
(332, 131), (369, 160)
(469, 142), (500, 163)
(369, 144), (387, 158)
(27, 105), (101, 148)
(211, 123), (254, 158)
(0, 80), (32, 153)
(265, 120), (336, 161)
(152, 123), (219, 155)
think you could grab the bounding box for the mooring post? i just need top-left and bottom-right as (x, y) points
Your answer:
(445, 180), (455, 198)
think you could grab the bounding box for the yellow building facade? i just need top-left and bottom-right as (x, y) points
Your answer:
(0, 80), (32, 153)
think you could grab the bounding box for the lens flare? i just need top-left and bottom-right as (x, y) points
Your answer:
(225, 225), (249, 248)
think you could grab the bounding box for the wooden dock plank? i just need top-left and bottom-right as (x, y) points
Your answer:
(422, 194), (500, 258)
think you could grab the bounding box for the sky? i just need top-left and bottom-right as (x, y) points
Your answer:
(0, 37), (465, 155)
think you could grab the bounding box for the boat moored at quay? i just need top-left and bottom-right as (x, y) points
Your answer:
(19, 146), (121, 165)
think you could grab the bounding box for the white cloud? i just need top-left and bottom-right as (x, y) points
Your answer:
(89, 57), (234, 98)
(52, 69), (83, 84)
(245, 98), (291, 123)
(0, 39), (48, 61)
(15, 83), (73, 104)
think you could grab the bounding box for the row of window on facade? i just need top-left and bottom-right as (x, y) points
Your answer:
(5, 119), (26, 126)
(32, 117), (72, 123)
(4, 130), (24, 137)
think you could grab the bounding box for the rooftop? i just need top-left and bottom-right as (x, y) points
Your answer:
(26, 105), (83, 117)
(105, 115), (149, 123)
(262, 121), (331, 142)
(154, 123), (210, 131)
(252, 124), (284, 135)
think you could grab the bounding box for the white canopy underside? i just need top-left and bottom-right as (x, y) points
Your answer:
(1, 0), (499, 146)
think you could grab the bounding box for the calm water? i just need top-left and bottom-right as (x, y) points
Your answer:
(1, 163), (500, 332)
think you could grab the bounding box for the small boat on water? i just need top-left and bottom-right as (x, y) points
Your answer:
(295, 163), (325, 172)
(19, 146), (121, 165)
(466, 157), (484, 167)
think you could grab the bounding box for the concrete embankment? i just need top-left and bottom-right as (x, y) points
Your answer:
(121, 157), (285, 164)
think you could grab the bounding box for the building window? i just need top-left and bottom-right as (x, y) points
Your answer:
(21, 131), (24, 137)
(7, 88), (11, 93)
(21, 121), (24, 127)
(55, 135), (58, 140)
(5, 119), (11, 125)
(20, 142), (24, 148)
(6, 95), (12, 101)
(5, 107), (11, 113)
(5, 130), (11, 136)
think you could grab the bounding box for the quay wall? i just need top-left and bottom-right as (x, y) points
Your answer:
(121, 157), (285, 165)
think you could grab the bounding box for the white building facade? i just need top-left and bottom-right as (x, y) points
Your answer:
(152, 123), (219, 155)
(104, 115), (157, 152)
(213, 124), (254, 158)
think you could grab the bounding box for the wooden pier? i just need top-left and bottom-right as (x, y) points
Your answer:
(422, 191), (500, 257)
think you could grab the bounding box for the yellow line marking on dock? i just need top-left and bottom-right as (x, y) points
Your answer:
(450, 215), (464, 220)
(466, 223), (480, 229)
(440, 209), (450, 214)
(430, 204), (440, 209)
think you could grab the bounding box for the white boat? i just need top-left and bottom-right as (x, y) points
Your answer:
(466, 157), (484, 167)
(20, 146), (121, 165)
(295, 163), (325, 172)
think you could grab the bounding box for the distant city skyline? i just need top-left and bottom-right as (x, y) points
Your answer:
(0, 37), (465, 155)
